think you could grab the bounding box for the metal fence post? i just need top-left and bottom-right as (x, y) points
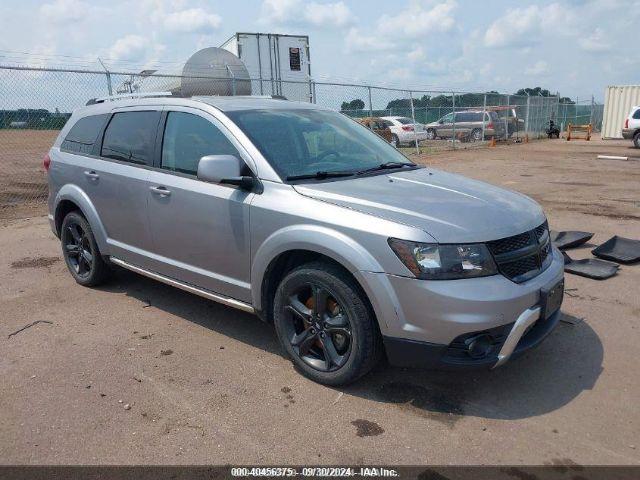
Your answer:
(504, 94), (510, 140)
(367, 86), (373, 118)
(98, 58), (112, 96)
(482, 93), (487, 141)
(451, 92), (456, 149)
(524, 94), (530, 136)
(311, 80), (316, 104)
(409, 90), (419, 154)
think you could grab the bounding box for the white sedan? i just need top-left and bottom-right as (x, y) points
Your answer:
(380, 116), (430, 147)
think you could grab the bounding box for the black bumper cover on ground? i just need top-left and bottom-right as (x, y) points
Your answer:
(383, 309), (562, 369)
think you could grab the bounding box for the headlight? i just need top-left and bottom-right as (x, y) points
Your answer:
(388, 238), (498, 280)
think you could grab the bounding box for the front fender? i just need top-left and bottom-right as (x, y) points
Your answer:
(54, 184), (109, 254)
(251, 224), (384, 309)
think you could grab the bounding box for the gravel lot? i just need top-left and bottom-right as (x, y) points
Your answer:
(1, 136), (639, 465)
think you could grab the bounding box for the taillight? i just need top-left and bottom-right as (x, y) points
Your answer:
(43, 153), (51, 172)
(625, 118), (629, 129)
(402, 125), (414, 131)
(487, 122), (494, 129)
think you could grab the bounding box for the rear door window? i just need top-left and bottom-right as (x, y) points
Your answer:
(161, 111), (240, 175)
(61, 114), (108, 154)
(101, 111), (160, 166)
(441, 113), (454, 123)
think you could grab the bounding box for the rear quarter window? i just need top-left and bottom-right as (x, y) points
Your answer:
(61, 114), (108, 154)
(633, 109), (640, 120)
(101, 111), (160, 166)
(397, 117), (414, 125)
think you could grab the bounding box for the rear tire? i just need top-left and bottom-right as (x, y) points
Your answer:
(634, 131), (640, 148)
(60, 211), (110, 287)
(470, 128), (483, 142)
(273, 261), (381, 386)
(426, 128), (436, 140)
(390, 134), (400, 148)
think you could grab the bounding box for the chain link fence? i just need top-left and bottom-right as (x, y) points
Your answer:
(0, 64), (604, 210)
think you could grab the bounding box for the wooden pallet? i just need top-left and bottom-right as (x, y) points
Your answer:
(566, 123), (592, 141)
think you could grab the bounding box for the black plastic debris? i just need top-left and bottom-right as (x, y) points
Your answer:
(563, 252), (619, 280)
(550, 230), (594, 250)
(592, 236), (640, 264)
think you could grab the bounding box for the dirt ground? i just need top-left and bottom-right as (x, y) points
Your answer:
(1, 136), (639, 466)
(0, 130), (56, 209)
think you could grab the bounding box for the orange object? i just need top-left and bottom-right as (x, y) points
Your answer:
(566, 123), (592, 141)
(489, 137), (496, 147)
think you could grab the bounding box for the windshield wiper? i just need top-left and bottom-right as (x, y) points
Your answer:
(286, 170), (355, 181)
(356, 161), (416, 175)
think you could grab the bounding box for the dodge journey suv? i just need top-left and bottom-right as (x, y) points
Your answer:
(46, 95), (564, 385)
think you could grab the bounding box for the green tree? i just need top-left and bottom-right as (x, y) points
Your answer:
(340, 98), (365, 110)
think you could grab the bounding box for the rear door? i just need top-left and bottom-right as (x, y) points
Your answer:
(145, 107), (253, 302)
(437, 112), (455, 138)
(92, 108), (161, 268)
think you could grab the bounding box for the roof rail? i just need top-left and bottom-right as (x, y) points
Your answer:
(86, 91), (174, 105)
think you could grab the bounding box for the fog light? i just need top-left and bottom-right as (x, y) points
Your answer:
(465, 334), (494, 359)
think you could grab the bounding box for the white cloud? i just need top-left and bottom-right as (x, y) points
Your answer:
(261, 0), (299, 24)
(378, 0), (457, 38)
(345, 27), (395, 52)
(108, 35), (151, 62)
(163, 7), (221, 33)
(484, 3), (576, 48)
(578, 28), (611, 52)
(304, 1), (351, 27)
(261, 0), (353, 28)
(40, 0), (88, 23)
(407, 46), (426, 62)
(525, 60), (549, 76)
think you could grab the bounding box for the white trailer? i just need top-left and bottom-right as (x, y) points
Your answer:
(221, 33), (312, 103)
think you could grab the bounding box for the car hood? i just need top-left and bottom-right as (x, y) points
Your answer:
(293, 167), (545, 243)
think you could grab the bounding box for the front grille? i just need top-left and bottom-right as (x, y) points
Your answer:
(487, 221), (551, 283)
(487, 231), (531, 255)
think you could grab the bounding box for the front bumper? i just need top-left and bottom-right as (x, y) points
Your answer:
(359, 246), (564, 369)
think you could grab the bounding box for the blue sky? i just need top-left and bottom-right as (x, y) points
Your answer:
(0, 0), (637, 101)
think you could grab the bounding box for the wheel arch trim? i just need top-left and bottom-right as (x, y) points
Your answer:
(251, 225), (384, 312)
(54, 184), (109, 254)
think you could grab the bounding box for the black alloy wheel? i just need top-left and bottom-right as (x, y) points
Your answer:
(273, 261), (381, 385)
(284, 283), (352, 372)
(60, 211), (110, 287)
(63, 220), (94, 279)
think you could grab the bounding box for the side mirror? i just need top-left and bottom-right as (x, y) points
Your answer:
(197, 155), (241, 183)
(197, 155), (259, 192)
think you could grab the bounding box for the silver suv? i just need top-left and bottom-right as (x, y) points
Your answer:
(46, 95), (564, 385)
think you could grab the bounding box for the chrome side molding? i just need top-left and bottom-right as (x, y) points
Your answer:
(109, 257), (255, 314)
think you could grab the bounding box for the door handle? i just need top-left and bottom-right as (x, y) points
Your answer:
(149, 186), (171, 197)
(84, 170), (99, 179)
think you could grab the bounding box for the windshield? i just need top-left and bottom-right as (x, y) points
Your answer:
(227, 108), (414, 180)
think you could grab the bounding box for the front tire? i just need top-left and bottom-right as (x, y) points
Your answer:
(60, 211), (110, 287)
(273, 261), (381, 385)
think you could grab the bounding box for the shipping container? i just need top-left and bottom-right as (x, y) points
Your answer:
(602, 85), (640, 139)
(221, 33), (312, 102)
